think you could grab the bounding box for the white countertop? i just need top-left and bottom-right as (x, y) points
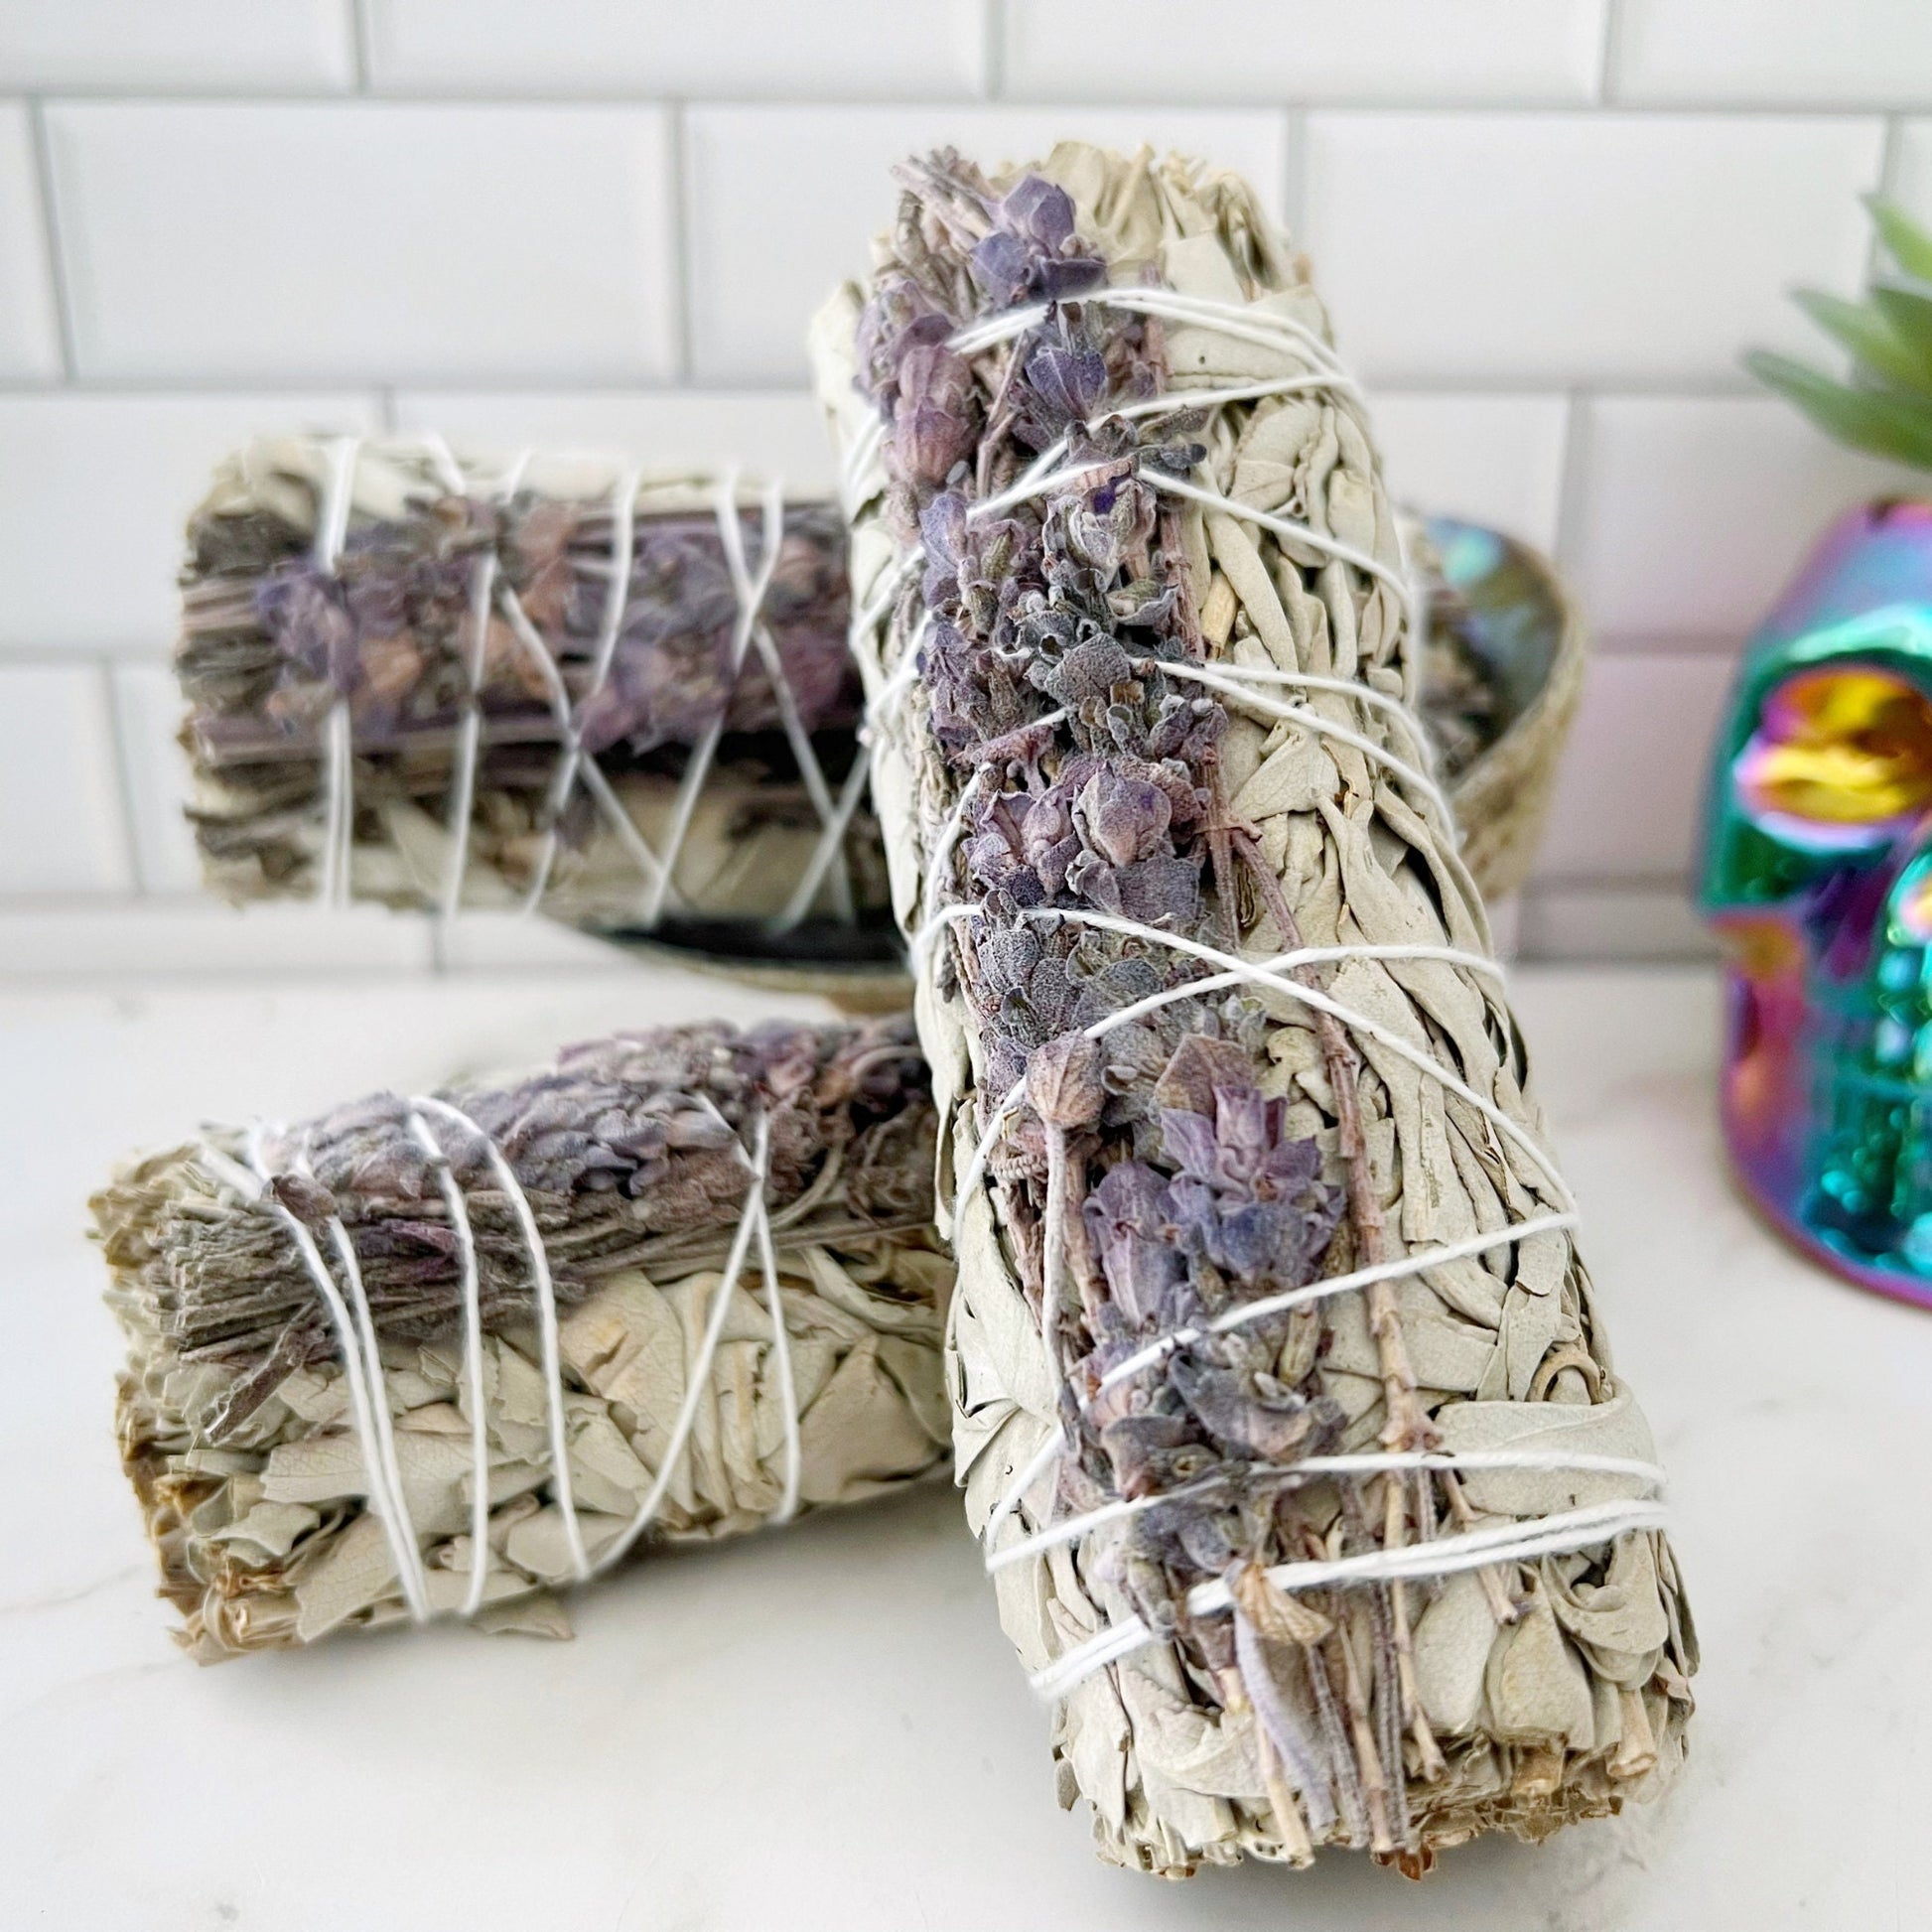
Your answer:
(3, 964), (1928, 1931)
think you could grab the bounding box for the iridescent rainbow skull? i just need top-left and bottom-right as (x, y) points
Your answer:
(1701, 501), (1932, 1307)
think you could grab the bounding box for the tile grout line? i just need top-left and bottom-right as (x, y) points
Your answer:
(1595, 0), (1624, 108)
(95, 656), (145, 897)
(1863, 114), (1903, 286)
(1878, 110), (1906, 207)
(1550, 387), (1593, 581)
(25, 96), (80, 382)
(667, 102), (694, 385)
(982, 0), (1007, 99)
(348, 0), (374, 92)
(1281, 109), (1308, 242)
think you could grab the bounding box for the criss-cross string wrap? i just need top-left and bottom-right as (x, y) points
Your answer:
(850, 276), (1668, 1702)
(513, 458), (647, 913)
(306, 447), (863, 936)
(196, 1099), (800, 1626)
(430, 439), (534, 936)
(313, 435), (361, 910)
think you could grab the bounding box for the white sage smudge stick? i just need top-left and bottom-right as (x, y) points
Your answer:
(179, 439), (1568, 977)
(95, 1017), (950, 1660)
(813, 143), (1694, 1876)
(179, 437), (893, 955)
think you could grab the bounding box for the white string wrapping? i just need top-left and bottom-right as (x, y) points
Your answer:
(313, 434), (360, 910)
(202, 1129), (430, 1619)
(411, 1094), (591, 1587)
(494, 567), (680, 908)
(1030, 1499), (1674, 1704)
(437, 447), (533, 935)
(987, 1449), (1668, 1575)
(196, 1096), (801, 1626)
(401, 1106), (497, 1613)
(595, 1114), (783, 1570)
(712, 479), (857, 930)
(518, 460), (644, 912)
(923, 903), (1570, 1212)
(849, 272), (1657, 1705)
(302, 447), (859, 937)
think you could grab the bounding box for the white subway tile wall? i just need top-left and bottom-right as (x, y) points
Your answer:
(1369, 392), (1570, 554)
(0, 1), (355, 92)
(109, 662), (203, 895)
(1299, 112), (1884, 385)
(6, 0), (1927, 976)
(1610, 1), (1932, 108)
(45, 103), (678, 382)
(1891, 120), (1932, 219)
(1003, 2), (1607, 107)
(0, 664), (131, 894)
(364, 0), (987, 98)
(0, 392), (379, 650)
(392, 390), (842, 492)
(1532, 653), (1736, 881)
(1570, 396), (1920, 642)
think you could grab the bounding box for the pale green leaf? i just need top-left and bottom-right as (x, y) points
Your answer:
(1869, 284), (1932, 385)
(1792, 288), (1932, 391)
(1866, 194), (1932, 284)
(1743, 349), (1932, 471)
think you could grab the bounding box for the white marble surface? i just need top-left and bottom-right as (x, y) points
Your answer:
(2, 964), (1928, 1930)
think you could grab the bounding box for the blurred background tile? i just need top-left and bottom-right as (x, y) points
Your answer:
(108, 661), (201, 896)
(1371, 391), (1569, 551)
(45, 103), (678, 382)
(1532, 652), (1735, 881)
(1567, 395), (1921, 643)
(366, 0), (985, 97)
(1301, 112), (1884, 384)
(1005, 0), (1604, 106)
(392, 389), (838, 492)
(0, 664), (131, 894)
(0, 392), (378, 651)
(0, 0), (353, 91)
(1612, 0), (1932, 107)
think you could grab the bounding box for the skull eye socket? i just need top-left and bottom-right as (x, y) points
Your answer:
(1735, 665), (1932, 849)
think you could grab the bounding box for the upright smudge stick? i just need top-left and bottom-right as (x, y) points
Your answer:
(814, 145), (1694, 1875)
(96, 1018), (949, 1659)
(179, 439), (891, 954)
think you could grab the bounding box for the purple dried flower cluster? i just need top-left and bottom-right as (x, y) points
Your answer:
(968, 175), (1106, 308)
(857, 153), (1349, 1617)
(184, 494), (856, 762)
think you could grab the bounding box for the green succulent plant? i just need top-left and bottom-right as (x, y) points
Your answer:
(1748, 195), (1932, 472)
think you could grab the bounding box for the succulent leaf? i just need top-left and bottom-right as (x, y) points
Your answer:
(1744, 349), (1932, 470)
(1790, 287), (1932, 392)
(1868, 283), (1932, 384)
(1865, 193), (1932, 284)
